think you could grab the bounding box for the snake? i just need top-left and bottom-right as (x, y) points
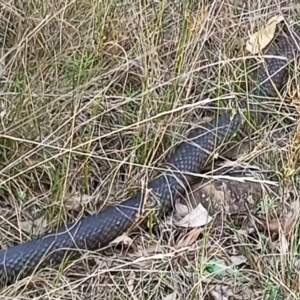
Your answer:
(0, 23), (299, 287)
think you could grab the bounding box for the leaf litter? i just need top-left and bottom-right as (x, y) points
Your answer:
(246, 15), (285, 54)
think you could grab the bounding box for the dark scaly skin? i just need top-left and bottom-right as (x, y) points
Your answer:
(245, 26), (299, 101)
(0, 26), (299, 287)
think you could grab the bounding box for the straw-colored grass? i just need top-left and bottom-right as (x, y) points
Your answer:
(0, 0), (300, 299)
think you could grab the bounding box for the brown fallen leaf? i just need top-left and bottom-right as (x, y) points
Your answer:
(162, 292), (177, 300)
(64, 193), (93, 210)
(229, 255), (247, 267)
(280, 234), (289, 255)
(210, 288), (229, 300)
(0, 48), (7, 79)
(127, 270), (136, 294)
(175, 203), (212, 228)
(20, 216), (48, 236)
(264, 199), (300, 235)
(267, 217), (282, 233)
(175, 201), (190, 217)
(110, 234), (133, 246)
(176, 227), (204, 249)
(246, 15), (285, 54)
(284, 200), (300, 235)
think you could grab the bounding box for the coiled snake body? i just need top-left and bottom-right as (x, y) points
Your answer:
(0, 25), (300, 286)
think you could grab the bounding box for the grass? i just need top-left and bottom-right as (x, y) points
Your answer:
(1, 0), (300, 299)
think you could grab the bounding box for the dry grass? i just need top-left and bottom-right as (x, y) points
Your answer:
(1, 0), (300, 299)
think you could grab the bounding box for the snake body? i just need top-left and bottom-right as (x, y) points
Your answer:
(0, 25), (299, 286)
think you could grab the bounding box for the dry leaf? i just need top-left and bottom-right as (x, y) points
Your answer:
(246, 16), (285, 54)
(210, 290), (229, 300)
(110, 234), (133, 246)
(175, 201), (189, 216)
(20, 216), (48, 236)
(64, 193), (93, 210)
(162, 292), (177, 300)
(280, 234), (289, 254)
(267, 217), (281, 232)
(176, 228), (203, 248)
(0, 48), (6, 78)
(127, 271), (136, 293)
(230, 255), (247, 266)
(175, 203), (212, 228)
(201, 116), (213, 123)
(266, 200), (300, 234)
(0, 100), (6, 119)
(284, 200), (300, 235)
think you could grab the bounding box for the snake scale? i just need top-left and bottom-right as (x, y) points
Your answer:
(0, 24), (299, 287)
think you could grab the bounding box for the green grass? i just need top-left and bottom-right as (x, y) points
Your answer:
(0, 0), (300, 299)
